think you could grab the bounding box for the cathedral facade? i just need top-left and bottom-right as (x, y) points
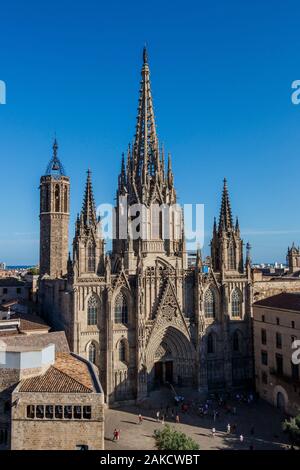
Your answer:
(39, 49), (253, 404)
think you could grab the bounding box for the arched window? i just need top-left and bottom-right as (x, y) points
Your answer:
(114, 292), (128, 324)
(54, 184), (60, 212)
(207, 333), (215, 354)
(87, 295), (98, 325)
(228, 242), (235, 270)
(87, 243), (96, 273)
(119, 340), (126, 362)
(204, 288), (216, 318)
(231, 289), (242, 317)
(64, 186), (68, 213)
(233, 331), (240, 352)
(88, 342), (96, 364)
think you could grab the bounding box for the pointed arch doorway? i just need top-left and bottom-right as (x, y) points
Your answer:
(148, 326), (195, 389)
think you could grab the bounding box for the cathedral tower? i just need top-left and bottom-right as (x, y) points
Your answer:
(73, 170), (105, 277)
(113, 47), (185, 271)
(39, 139), (70, 277)
(211, 178), (244, 273)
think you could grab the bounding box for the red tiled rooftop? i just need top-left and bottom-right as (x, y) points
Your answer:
(254, 292), (300, 312)
(18, 353), (95, 393)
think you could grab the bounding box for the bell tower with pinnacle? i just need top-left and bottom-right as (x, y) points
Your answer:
(39, 139), (70, 278)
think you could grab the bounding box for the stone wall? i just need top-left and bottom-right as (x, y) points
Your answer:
(11, 390), (104, 450)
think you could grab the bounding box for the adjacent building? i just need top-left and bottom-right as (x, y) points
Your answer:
(253, 292), (300, 416)
(0, 317), (104, 450)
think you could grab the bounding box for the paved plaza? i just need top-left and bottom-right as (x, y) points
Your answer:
(105, 387), (292, 450)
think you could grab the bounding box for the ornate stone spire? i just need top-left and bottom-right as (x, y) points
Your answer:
(118, 153), (127, 194)
(132, 47), (161, 197)
(81, 169), (97, 228)
(218, 178), (233, 232)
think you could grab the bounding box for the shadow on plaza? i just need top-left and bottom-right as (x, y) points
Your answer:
(108, 386), (290, 450)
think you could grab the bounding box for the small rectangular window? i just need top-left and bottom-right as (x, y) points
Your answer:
(276, 354), (283, 375)
(261, 371), (268, 385)
(261, 350), (268, 366)
(262, 315), (265, 322)
(261, 329), (267, 345)
(16, 287), (21, 294)
(55, 405), (63, 419)
(3, 288), (7, 295)
(83, 406), (91, 420)
(276, 317), (280, 325)
(26, 405), (35, 419)
(45, 405), (54, 419)
(74, 406), (82, 419)
(64, 406), (73, 419)
(291, 362), (299, 381)
(36, 405), (44, 419)
(292, 321), (295, 329)
(276, 332), (282, 349)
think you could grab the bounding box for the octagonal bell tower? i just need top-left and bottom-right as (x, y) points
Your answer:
(39, 139), (70, 278)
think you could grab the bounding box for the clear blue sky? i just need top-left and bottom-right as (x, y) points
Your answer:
(1, 0), (300, 265)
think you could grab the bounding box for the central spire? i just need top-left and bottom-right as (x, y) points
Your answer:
(218, 178), (233, 232)
(133, 46), (159, 187)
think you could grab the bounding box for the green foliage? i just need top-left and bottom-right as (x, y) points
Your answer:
(154, 424), (199, 450)
(283, 414), (300, 445)
(27, 266), (39, 275)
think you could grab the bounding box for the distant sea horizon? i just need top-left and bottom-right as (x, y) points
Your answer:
(6, 265), (35, 270)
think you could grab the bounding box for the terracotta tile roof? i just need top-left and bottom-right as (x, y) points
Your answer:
(254, 292), (300, 312)
(19, 353), (94, 393)
(1, 331), (70, 352)
(17, 314), (50, 332)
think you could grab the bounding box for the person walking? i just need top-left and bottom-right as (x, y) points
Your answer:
(138, 414), (143, 424)
(227, 423), (231, 434)
(112, 428), (118, 441)
(175, 414), (180, 424)
(212, 427), (216, 438)
(156, 411), (160, 422)
(240, 434), (244, 444)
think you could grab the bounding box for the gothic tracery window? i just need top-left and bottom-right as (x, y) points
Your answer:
(54, 184), (60, 212)
(233, 330), (241, 352)
(228, 242), (235, 270)
(87, 243), (96, 272)
(88, 342), (96, 364)
(87, 295), (98, 325)
(231, 288), (242, 318)
(114, 292), (128, 324)
(64, 186), (68, 213)
(204, 288), (216, 318)
(207, 333), (215, 354)
(119, 340), (127, 362)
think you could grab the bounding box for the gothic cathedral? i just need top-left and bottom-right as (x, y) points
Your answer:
(39, 49), (253, 404)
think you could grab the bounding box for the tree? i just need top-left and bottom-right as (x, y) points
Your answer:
(27, 266), (39, 275)
(154, 425), (199, 450)
(283, 414), (300, 445)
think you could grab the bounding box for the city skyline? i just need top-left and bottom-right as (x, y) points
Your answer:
(1, 0), (300, 264)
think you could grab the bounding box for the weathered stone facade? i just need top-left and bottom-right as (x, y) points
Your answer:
(39, 49), (254, 405)
(11, 389), (104, 450)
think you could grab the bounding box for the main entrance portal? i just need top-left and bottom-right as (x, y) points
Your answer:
(148, 326), (196, 390)
(154, 360), (174, 384)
